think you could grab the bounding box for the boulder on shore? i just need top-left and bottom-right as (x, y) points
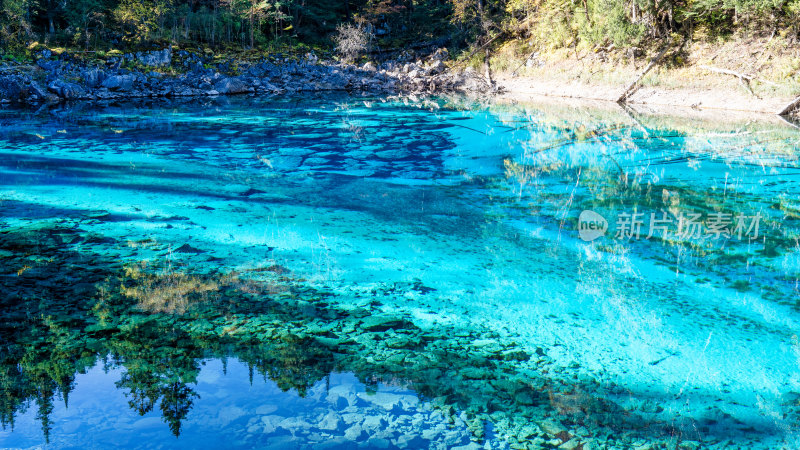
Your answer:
(213, 77), (251, 94)
(101, 74), (136, 91)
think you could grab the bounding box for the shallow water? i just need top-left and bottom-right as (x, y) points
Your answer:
(1, 95), (800, 449)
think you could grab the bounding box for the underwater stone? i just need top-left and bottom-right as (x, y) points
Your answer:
(260, 415), (283, 434)
(515, 390), (537, 406)
(278, 416), (311, 431)
(365, 437), (391, 449)
(559, 438), (583, 450)
(355, 392), (403, 410)
(217, 406), (246, 425)
(518, 425), (540, 438)
(421, 427), (440, 440)
(255, 404), (278, 415)
(360, 316), (414, 332)
(581, 440), (602, 450)
(317, 411), (343, 431)
(450, 443), (482, 450)
(537, 419), (568, 438)
(343, 424), (365, 440)
(374, 149), (410, 160)
(394, 434), (426, 448)
(385, 336), (420, 349)
(341, 413), (362, 425)
(361, 414), (388, 431)
(460, 367), (492, 380)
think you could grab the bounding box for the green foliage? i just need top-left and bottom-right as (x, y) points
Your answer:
(113, 0), (174, 44)
(0, 0), (795, 65)
(578, 0), (645, 46)
(0, 0), (36, 47)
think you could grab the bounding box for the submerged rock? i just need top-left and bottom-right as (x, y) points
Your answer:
(360, 316), (415, 332)
(343, 423), (365, 440)
(538, 418), (570, 440)
(318, 411), (343, 431)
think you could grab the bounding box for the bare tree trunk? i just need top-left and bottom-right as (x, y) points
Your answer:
(584, 0), (591, 23)
(484, 48), (493, 86)
(249, 2), (254, 48)
(778, 95), (800, 116)
(212, 1), (217, 45)
(618, 45), (670, 102)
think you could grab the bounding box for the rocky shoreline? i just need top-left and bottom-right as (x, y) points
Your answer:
(0, 47), (493, 105)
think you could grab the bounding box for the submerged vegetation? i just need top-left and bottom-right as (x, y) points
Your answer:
(1, 92), (799, 448)
(0, 223), (633, 445)
(121, 262), (226, 314)
(6, 170), (788, 447)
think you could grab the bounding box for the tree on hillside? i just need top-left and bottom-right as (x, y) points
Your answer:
(65, 0), (105, 48)
(113, 0), (173, 43)
(0, 0), (35, 45)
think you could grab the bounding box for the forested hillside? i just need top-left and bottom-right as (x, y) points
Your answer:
(0, 0), (798, 57)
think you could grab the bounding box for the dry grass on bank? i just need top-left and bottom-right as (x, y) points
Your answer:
(485, 33), (800, 114)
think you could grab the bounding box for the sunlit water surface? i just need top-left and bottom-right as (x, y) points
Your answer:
(1, 95), (800, 449)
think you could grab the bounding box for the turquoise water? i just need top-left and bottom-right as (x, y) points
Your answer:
(1, 95), (800, 449)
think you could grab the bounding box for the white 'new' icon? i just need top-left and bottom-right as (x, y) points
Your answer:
(578, 210), (607, 242)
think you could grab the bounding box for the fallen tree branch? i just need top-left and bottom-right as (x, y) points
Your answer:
(618, 103), (650, 138)
(457, 31), (506, 67)
(699, 65), (753, 81)
(510, 50), (539, 76)
(617, 46), (670, 103)
(778, 114), (800, 130)
(778, 95), (800, 116)
(699, 65), (782, 95)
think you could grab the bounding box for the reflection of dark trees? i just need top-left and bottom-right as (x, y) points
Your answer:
(110, 320), (203, 436)
(160, 382), (196, 437)
(0, 224), (765, 445)
(237, 335), (336, 397)
(118, 370), (160, 416)
(0, 225), (343, 440)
